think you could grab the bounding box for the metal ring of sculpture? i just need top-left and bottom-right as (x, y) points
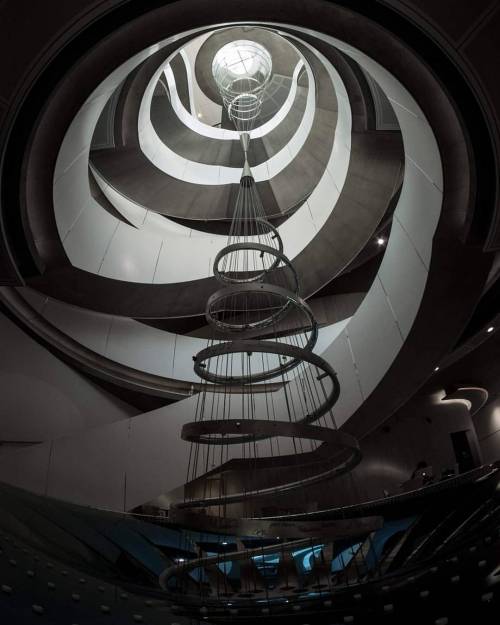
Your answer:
(193, 340), (338, 416)
(228, 92), (261, 123)
(178, 420), (360, 509)
(205, 282), (309, 335)
(182, 417), (354, 451)
(213, 241), (294, 287)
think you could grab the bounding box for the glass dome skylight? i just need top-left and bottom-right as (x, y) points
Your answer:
(212, 40), (272, 131)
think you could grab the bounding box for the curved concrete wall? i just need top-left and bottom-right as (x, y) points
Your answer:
(179, 32), (222, 125)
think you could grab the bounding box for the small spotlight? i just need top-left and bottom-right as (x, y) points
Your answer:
(221, 542), (228, 546)
(487, 326), (494, 333)
(197, 112), (202, 118)
(376, 237), (386, 246)
(434, 366), (440, 372)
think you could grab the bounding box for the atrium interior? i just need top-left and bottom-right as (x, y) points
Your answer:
(0, 1), (500, 624)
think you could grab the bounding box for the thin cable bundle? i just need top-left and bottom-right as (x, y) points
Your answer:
(169, 41), (361, 535)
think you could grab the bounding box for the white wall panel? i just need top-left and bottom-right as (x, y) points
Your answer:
(93, 167), (202, 239)
(54, 94), (112, 183)
(180, 34), (222, 125)
(378, 218), (429, 339)
(54, 154), (92, 240)
(326, 138), (350, 192)
(395, 159), (442, 270)
(345, 277), (404, 400)
(281, 206), (318, 260)
(42, 298), (111, 355)
(63, 197), (118, 275)
(99, 222), (163, 283)
(104, 316), (176, 379)
(390, 100), (443, 191)
(151, 234), (218, 283)
(320, 331), (364, 428)
(286, 81), (315, 156)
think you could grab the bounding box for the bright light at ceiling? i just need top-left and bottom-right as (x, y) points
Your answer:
(213, 40), (271, 77)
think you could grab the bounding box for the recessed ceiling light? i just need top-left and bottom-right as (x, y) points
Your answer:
(487, 326), (494, 333)
(377, 237), (386, 246)
(434, 366), (440, 372)
(197, 112), (203, 118)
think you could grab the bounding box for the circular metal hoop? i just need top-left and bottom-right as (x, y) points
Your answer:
(206, 282), (308, 336)
(213, 241), (295, 288)
(179, 419), (360, 508)
(193, 341), (338, 419)
(228, 92), (261, 123)
(182, 418), (351, 449)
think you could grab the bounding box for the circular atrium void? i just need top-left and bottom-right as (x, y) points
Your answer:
(1, 4), (495, 532)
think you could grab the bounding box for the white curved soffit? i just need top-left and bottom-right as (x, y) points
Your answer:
(2, 24), (443, 511)
(139, 55), (313, 184)
(178, 33), (221, 125)
(53, 36), (351, 284)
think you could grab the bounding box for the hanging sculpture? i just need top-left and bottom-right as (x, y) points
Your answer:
(169, 39), (362, 537)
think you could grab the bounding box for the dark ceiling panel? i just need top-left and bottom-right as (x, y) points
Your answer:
(391, 0), (498, 44)
(461, 5), (500, 250)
